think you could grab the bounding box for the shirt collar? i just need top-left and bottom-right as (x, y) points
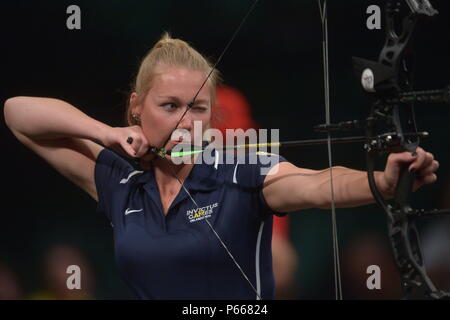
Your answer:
(187, 159), (222, 191)
(135, 157), (221, 192)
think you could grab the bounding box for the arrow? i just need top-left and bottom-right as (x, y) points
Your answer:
(163, 132), (429, 157)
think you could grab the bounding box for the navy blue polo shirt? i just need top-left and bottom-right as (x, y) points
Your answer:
(95, 148), (287, 300)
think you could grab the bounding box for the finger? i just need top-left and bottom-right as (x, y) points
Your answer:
(132, 133), (150, 158)
(408, 147), (426, 172)
(416, 160), (439, 177)
(121, 135), (141, 158)
(135, 141), (150, 158)
(424, 152), (434, 164)
(122, 142), (138, 158)
(414, 150), (434, 169)
(387, 151), (417, 171)
(389, 150), (417, 162)
(422, 152), (434, 169)
(418, 173), (437, 185)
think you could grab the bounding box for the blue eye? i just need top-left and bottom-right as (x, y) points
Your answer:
(191, 103), (209, 112)
(161, 103), (177, 110)
(193, 106), (208, 112)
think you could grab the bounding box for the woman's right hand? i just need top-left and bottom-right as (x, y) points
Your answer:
(102, 126), (152, 160)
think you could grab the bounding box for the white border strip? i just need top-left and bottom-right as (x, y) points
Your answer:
(233, 162), (239, 184)
(214, 150), (220, 169)
(119, 170), (143, 184)
(255, 221), (265, 300)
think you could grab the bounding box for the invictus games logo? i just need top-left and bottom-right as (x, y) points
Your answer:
(187, 203), (219, 223)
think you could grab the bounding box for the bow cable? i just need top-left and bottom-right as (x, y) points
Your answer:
(151, 0), (262, 300)
(317, 0), (343, 300)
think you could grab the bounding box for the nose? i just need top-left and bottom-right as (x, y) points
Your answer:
(177, 110), (194, 131)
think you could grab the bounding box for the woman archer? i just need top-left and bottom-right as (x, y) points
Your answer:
(3, 33), (439, 299)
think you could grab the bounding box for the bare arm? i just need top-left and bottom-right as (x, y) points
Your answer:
(4, 97), (109, 142)
(263, 147), (438, 213)
(262, 162), (388, 212)
(4, 97), (111, 201)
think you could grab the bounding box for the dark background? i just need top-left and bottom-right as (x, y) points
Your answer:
(1, 0), (449, 299)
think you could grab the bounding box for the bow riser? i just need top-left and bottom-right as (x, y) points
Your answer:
(359, 0), (449, 299)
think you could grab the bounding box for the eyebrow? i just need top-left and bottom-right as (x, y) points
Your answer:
(190, 98), (210, 106)
(157, 95), (210, 105)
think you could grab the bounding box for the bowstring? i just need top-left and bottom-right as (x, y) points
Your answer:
(317, 0), (343, 300)
(154, 0), (262, 300)
(160, 0), (260, 151)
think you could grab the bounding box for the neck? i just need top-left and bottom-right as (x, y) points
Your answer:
(152, 157), (194, 186)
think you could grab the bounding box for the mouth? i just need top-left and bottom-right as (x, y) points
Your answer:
(148, 137), (183, 158)
(165, 137), (205, 157)
(168, 136), (183, 147)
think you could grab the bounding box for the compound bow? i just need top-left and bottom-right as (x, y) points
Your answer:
(315, 0), (450, 300)
(348, 0), (450, 299)
(149, 0), (450, 300)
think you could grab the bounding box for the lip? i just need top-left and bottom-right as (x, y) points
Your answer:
(165, 140), (183, 152)
(168, 134), (185, 146)
(168, 140), (181, 146)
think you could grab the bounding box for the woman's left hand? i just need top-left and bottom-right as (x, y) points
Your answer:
(379, 147), (440, 197)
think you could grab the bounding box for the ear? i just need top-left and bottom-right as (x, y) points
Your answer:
(130, 92), (142, 115)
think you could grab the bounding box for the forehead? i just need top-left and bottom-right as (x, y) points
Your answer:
(150, 66), (211, 100)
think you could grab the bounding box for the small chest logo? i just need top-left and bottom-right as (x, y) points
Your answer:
(125, 208), (143, 216)
(186, 203), (219, 223)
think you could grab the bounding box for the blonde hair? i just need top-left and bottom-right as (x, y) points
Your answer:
(125, 32), (221, 126)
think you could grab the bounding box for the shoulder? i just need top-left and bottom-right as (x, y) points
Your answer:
(95, 148), (146, 187)
(213, 151), (288, 188)
(96, 148), (141, 171)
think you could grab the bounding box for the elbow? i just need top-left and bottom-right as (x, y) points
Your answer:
(3, 97), (17, 128)
(4, 96), (28, 129)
